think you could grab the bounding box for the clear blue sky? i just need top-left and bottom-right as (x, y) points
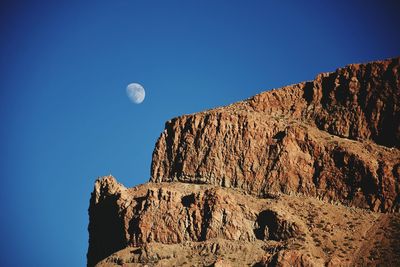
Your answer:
(0, 1), (399, 266)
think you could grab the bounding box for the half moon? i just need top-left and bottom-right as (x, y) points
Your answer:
(127, 83), (145, 104)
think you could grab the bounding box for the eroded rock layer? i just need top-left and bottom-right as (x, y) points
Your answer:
(151, 57), (400, 212)
(88, 176), (400, 266)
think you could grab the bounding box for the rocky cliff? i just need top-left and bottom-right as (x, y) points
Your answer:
(151, 57), (400, 212)
(88, 57), (400, 267)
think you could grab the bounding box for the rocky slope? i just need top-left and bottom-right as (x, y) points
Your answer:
(88, 57), (400, 266)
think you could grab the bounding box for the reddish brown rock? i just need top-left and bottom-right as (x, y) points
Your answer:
(269, 250), (322, 267)
(88, 176), (304, 265)
(151, 57), (400, 212)
(87, 176), (131, 267)
(88, 175), (400, 266)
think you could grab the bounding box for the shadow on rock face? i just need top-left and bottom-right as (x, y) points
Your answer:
(181, 193), (196, 208)
(254, 210), (298, 241)
(87, 194), (127, 267)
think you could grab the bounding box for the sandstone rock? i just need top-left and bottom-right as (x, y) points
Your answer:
(89, 178), (400, 266)
(269, 250), (322, 267)
(212, 259), (232, 267)
(87, 176), (130, 267)
(87, 179), (304, 265)
(151, 57), (400, 212)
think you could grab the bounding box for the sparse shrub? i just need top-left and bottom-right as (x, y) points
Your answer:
(298, 236), (306, 242)
(311, 233), (318, 238)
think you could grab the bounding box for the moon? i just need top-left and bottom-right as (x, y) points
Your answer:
(126, 83), (145, 104)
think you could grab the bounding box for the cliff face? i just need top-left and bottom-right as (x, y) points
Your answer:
(88, 57), (400, 266)
(88, 177), (400, 267)
(88, 177), (302, 259)
(151, 57), (400, 212)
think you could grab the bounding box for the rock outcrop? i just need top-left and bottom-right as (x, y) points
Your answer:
(88, 176), (400, 266)
(151, 57), (400, 212)
(88, 177), (304, 266)
(88, 57), (400, 266)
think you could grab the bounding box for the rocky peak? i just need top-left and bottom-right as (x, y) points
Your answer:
(92, 175), (125, 203)
(87, 176), (129, 267)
